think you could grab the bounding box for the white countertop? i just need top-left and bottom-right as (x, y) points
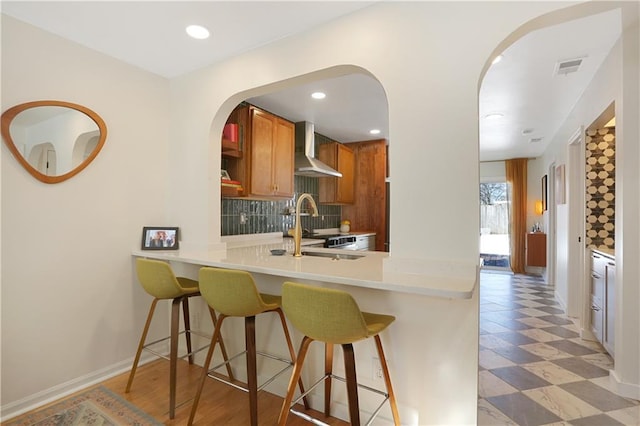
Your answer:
(132, 235), (477, 299)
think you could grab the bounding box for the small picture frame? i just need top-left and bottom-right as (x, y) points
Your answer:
(541, 174), (548, 212)
(221, 169), (231, 181)
(141, 227), (179, 250)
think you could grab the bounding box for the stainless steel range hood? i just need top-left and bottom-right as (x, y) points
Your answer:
(294, 122), (342, 178)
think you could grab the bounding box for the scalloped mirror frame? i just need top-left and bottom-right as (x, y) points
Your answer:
(1, 100), (107, 184)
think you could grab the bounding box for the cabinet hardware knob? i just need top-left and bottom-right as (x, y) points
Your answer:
(607, 262), (615, 266)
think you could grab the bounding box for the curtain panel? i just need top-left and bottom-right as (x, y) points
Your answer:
(505, 158), (528, 273)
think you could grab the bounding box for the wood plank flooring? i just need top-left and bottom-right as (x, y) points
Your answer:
(9, 359), (349, 425)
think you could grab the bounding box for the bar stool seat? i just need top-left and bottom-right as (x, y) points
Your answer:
(278, 281), (401, 426)
(125, 258), (232, 419)
(188, 268), (309, 426)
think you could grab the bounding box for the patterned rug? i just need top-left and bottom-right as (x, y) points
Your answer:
(4, 386), (162, 426)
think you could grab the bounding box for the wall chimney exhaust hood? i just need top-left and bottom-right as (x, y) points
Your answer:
(294, 122), (342, 178)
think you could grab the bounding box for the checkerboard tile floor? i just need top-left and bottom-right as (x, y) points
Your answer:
(478, 271), (639, 425)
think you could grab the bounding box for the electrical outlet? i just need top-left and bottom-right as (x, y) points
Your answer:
(372, 357), (383, 381)
(239, 212), (247, 225)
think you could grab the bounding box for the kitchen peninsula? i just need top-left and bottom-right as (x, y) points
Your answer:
(132, 233), (479, 425)
(133, 233), (476, 299)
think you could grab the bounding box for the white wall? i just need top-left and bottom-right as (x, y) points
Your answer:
(537, 9), (640, 399)
(1, 15), (171, 413)
(480, 161), (505, 183)
(2, 0), (639, 422)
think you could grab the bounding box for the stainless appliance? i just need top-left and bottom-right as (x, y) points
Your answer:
(293, 122), (342, 177)
(304, 233), (357, 249)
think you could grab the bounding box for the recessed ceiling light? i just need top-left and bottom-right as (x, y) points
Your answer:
(186, 25), (210, 40)
(492, 55), (503, 65)
(369, 129), (381, 135)
(484, 113), (504, 120)
(311, 92), (326, 100)
(522, 128), (534, 135)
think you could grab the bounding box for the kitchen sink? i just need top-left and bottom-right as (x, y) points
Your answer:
(301, 251), (364, 260)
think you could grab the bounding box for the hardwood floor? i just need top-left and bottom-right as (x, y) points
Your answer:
(10, 359), (349, 425)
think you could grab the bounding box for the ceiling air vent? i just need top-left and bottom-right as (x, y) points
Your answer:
(529, 137), (544, 144)
(555, 57), (585, 76)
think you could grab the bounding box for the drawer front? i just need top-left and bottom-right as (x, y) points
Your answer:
(591, 252), (609, 275)
(590, 295), (604, 342)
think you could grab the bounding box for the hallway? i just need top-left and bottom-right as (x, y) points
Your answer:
(478, 271), (639, 425)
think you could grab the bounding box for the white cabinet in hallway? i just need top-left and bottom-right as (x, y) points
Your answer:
(590, 249), (615, 356)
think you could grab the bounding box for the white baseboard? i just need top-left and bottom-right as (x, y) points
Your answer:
(580, 327), (597, 341)
(0, 354), (155, 422)
(610, 369), (640, 400)
(554, 289), (567, 312)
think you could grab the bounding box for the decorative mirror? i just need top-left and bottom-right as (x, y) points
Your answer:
(1, 100), (107, 184)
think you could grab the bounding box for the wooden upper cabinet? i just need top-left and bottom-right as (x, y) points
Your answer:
(248, 107), (294, 198)
(341, 140), (387, 251)
(318, 142), (355, 204)
(221, 104), (294, 199)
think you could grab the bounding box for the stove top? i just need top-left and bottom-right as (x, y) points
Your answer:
(303, 233), (343, 239)
(303, 233), (356, 248)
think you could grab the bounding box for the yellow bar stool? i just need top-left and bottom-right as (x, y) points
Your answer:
(188, 268), (309, 426)
(278, 281), (401, 426)
(125, 258), (233, 419)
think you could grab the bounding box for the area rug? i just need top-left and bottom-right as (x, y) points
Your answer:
(4, 386), (163, 426)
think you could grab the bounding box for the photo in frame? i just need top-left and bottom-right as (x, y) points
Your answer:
(141, 226), (179, 250)
(541, 175), (548, 212)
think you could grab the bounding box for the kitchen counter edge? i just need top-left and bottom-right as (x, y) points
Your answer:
(131, 246), (477, 300)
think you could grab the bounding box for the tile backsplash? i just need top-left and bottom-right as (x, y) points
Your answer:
(221, 176), (342, 236)
(585, 127), (615, 250)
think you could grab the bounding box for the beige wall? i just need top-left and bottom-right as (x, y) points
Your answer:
(1, 15), (171, 411)
(537, 14), (640, 399)
(2, 0), (639, 422)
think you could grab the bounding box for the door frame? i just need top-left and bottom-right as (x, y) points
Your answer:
(567, 126), (586, 321)
(547, 162), (557, 287)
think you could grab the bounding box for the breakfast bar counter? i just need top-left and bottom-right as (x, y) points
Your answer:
(132, 238), (477, 300)
(131, 235), (479, 425)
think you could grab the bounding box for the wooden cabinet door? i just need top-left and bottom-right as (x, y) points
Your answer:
(341, 140), (387, 251)
(250, 108), (276, 197)
(336, 143), (355, 203)
(318, 142), (354, 204)
(526, 233), (546, 267)
(272, 118), (294, 197)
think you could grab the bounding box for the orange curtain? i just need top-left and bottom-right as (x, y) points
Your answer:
(505, 158), (528, 274)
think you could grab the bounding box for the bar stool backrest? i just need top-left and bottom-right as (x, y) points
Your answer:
(282, 282), (369, 344)
(199, 268), (269, 317)
(136, 258), (190, 299)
